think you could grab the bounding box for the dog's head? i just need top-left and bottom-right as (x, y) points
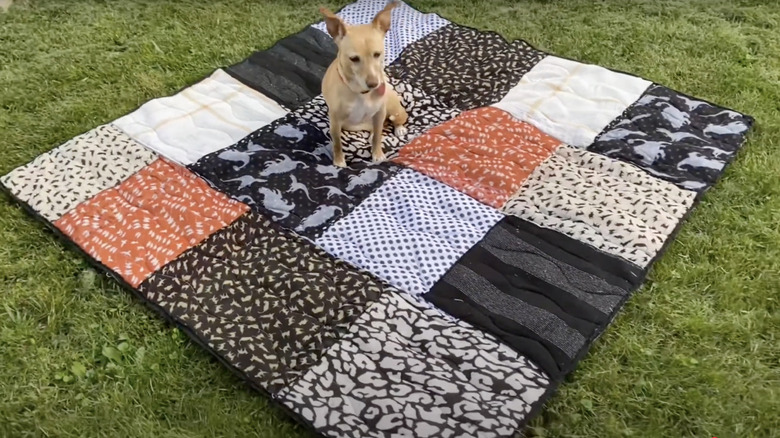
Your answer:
(320, 1), (397, 93)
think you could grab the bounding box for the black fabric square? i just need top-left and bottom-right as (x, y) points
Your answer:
(588, 84), (755, 192)
(188, 101), (403, 239)
(386, 23), (546, 110)
(225, 26), (337, 110)
(138, 210), (389, 394)
(424, 216), (644, 379)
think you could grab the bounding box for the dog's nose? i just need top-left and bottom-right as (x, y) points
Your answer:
(366, 80), (379, 89)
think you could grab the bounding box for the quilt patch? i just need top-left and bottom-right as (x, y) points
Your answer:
(276, 291), (550, 438)
(588, 84), (753, 192)
(493, 56), (652, 147)
(387, 23), (547, 110)
(425, 216), (638, 378)
(315, 169), (504, 297)
(502, 145), (697, 268)
(0, 124), (157, 223)
(225, 27), (338, 110)
(311, 0), (450, 65)
(139, 211), (387, 393)
(113, 69), (287, 165)
(395, 107), (562, 208)
(54, 158), (248, 287)
(0, 1), (755, 436)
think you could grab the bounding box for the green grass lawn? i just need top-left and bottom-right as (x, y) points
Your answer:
(1, 0), (778, 437)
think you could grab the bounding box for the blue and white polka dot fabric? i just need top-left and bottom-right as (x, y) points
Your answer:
(311, 0), (450, 65)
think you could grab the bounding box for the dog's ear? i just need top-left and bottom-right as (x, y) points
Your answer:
(371, 0), (398, 33)
(320, 7), (347, 41)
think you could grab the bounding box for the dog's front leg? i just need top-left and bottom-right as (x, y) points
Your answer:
(371, 106), (387, 162)
(329, 112), (346, 168)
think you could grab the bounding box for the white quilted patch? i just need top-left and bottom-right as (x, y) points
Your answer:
(112, 69), (288, 165)
(315, 168), (503, 297)
(492, 56), (652, 147)
(502, 145), (697, 267)
(311, 0), (450, 65)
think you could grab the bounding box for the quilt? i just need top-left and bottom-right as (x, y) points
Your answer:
(0, 1), (755, 436)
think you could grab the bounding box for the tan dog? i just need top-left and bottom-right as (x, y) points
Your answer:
(319, 1), (409, 167)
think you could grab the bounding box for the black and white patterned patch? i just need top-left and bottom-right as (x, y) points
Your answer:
(275, 291), (550, 438)
(188, 122), (402, 239)
(138, 210), (388, 394)
(386, 23), (546, 110)
(0, 124), (157, 223)
(424, 216), (640, 378)
(225, 27), (337, 110)
(588, 84), (754, 192)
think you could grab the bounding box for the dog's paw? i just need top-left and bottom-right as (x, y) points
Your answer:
(393, 125), (408, 137)
(333, 155), (347, 168)
(372, 149), (387, 163)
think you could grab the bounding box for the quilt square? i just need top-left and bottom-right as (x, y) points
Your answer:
(225, 27), (338, 110)
(188, 109), (403, 239)
(311, 0), (450, 65)
(112, 69), (288, 165)
(394, 107), (561, 208)
(54, 159), (248, 287)
(387, 23), (546, 111)
(492, 56), (652, 147)
(424, 216), (640, 379)
(502, 145), (697, 268)
(588, 84), (754, 192)
(315, 169), (504, 297)
(276, 291), (550, 438)
(0, 124), (157, 223)
(139, 211), (388, 394)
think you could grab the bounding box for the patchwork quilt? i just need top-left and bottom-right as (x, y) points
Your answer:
(1, 1), (755, 436)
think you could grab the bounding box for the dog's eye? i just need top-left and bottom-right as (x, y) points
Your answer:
(373, 52), (381, 58)
(349, 56), (360, 63)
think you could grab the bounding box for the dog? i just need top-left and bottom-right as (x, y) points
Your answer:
(319, 1), (409, 167)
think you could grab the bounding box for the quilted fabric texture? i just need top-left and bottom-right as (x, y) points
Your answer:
(502, 145), (697, 267)
(139, 211), (387, 393)
(311, 0), (450, 65)
(0, 124), (157, 222)
(387, 23), (547, 110)
(493, 56), (652, 147)
(588, 84), (754, 192)
(225, 27), (338, 110)
(395, 107), (562, 208)
(188, 110), (403, 238)
(0, 1), (757, 436)
(54, 159), (248, 287)
(113, 69), (287, 165)
(425, 216), (638, 378)
(316, 169), (504, 297)
(276, 291), (550, 438)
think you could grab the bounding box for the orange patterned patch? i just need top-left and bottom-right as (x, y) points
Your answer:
(395, 107), (562, 208)
(54, 158), (248, 287)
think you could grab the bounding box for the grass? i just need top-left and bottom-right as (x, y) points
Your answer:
(0, 0), (778, 437)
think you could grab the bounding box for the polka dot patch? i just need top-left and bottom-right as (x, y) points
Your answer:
(315, 168), (504, 297)
(311, 0), (450, 65)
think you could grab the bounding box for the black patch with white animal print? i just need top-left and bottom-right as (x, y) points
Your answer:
(188, 106), (402, 239)
(225, 27), (337, 109)
(138, 210), (388, 394)
(588, 84), (754, 192)
(386, 23), (547, 110)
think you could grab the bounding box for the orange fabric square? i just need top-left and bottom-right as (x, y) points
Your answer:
(394, 107), (562, 208)
(54, 158), (248, 287)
